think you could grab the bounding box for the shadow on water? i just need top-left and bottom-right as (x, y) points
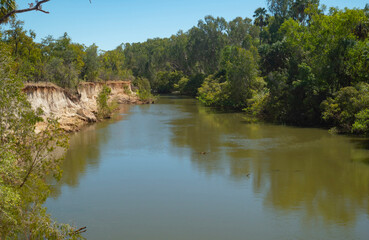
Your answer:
(166, 96), (369, 226)
(348, 138), (369, 165)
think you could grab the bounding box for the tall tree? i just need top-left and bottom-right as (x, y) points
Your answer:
(81, 43), (100, 81)
(253, 7), (269, 30)
(187, 15), (228, 74)
(267, 0), (293, 19)
(289, 0), (320, 25)
(227, 17), (258, 47)
(253, 7), (270, 43)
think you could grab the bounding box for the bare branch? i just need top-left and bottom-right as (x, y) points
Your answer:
(0, 0), (51, 24)
(73, 227), (87, 235)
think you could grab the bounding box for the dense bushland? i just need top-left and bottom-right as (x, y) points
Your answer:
(1, 1), (369, 134)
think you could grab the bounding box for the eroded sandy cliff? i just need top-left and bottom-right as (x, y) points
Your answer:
(23, 81), (140, 132)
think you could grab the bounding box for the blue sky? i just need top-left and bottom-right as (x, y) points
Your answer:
(12, 0), (369, 50)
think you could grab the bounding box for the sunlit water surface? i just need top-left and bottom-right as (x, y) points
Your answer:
(46, 96), (369, 240)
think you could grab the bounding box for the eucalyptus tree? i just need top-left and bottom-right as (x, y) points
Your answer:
(267, 0), (293, 19)
(81, 43), (100, 81)
(187, 15), (228, 74)
(289, 0), (320, 25)
(227, 17), (258, 47)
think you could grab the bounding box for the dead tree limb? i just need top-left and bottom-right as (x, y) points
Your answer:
(72, 227), (87, 235)
(0, 0), (51, 24)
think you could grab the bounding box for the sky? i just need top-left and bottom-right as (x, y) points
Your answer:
(10, 0), (369, 50)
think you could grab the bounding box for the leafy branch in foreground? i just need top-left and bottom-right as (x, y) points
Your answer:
(0, 0), (50, 24)
(0, 48), (84, 239)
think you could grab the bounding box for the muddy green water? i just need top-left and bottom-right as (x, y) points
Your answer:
(46, 96), (369, 240)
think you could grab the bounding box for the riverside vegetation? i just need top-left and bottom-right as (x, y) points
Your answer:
(1, 0), (369, 238)
(0, 48), (83, 238)
(2, 1), (369, 133)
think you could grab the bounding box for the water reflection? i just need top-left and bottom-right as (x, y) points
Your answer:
(48, 97), (369, 239)
(168, 97), (369, 226)
(50, 105), (131, 198)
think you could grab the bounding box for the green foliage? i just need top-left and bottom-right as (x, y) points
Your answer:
(153, 70), (183, 93)
(3, 2), (369, 135)
(100, 44), (133, 81)
(221, 46), (263, 109)
(258, 40), (292, 75)
(46, 56), (80, 89)
(181, 73), (205, 96)
(322, 83), (369, 133)
(132, 77), (156, 102)
(352, 109), (369, 134)
(97, 85), (116, 119)
(0, 51), (83, 239)
(136, 89), (156, 102)
(243, 88), (270, 121)
(43, 33), (85, 89)
(199, 46), (264, 110)
(2, 19), (44, 82)
(187, 16), (228, 74)
(267, 0), (294, 18)
(345, 40), (369, 83)
(133, 76), (151, 93)
(176, 74), (206, 96)
(177, 77), (189, 93)
(0, 0), (16, 23)
(81, 44), (100, 81)
(254, 6), (369, 127)
(198, 73), (230, 107)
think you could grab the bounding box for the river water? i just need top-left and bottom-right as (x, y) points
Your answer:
(45, 96), (369, 240)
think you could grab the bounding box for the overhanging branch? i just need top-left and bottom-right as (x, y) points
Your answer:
(0, 0), (51, 24)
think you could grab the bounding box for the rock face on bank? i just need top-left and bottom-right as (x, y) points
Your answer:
(23, 81), (140, 132)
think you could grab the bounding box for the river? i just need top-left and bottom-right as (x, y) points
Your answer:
(45, 96), (369, 240)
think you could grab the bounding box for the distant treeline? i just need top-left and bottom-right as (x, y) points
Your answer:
(2, 0), (369, 134)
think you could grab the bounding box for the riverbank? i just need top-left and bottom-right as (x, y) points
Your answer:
(23, 81), (149, 132)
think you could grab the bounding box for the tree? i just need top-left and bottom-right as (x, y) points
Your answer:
(289, 0), (320, 25)
(0, 0), (51, 24)
(41, 33), (85, 89)
(198, 46), (264, 109)
(100, 44), (132, 80)
(167, 31), (190, 74)
(267, 0), (293, 19)
(322, 83), (369, 133)
(253, 7), (270, 43)
(227, 17), (258, 47)
(2, 19), (44, 82)
(132, 77), (156, 102)
(97, 85), (117, 119)
(153, 70), (183, 93)
(81, 43), (100, 81)
(187, 15), (228, 74)
(0, 48), (83, 239)
(178, 73), (205, 96)
(221, 46), (262, 109)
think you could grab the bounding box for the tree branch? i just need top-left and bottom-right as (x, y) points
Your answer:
(0, 0), (51, 24)
(73, 227), (87, 235)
